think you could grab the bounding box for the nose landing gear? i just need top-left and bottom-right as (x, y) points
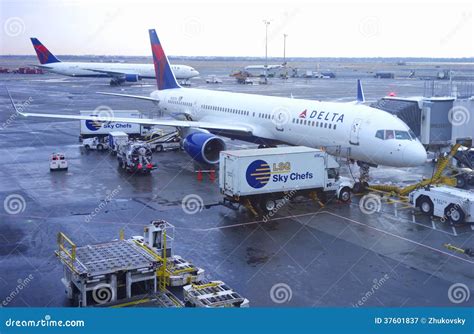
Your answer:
(352, 161), (373, 193)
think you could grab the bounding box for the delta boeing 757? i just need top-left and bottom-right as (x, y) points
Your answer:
(13, 29), (427, 184)
(30, 38), (199, 86)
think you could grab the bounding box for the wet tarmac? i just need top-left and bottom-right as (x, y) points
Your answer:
(0, 65), (473, 307)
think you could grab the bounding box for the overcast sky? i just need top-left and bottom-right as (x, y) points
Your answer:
(1, 0), (473, 58)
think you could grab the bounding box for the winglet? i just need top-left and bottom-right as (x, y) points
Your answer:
(357, 79), (365, 103)
(30, 38), (61, 64)
(148, 29), (180, 90)
(6, 88), (26, 116)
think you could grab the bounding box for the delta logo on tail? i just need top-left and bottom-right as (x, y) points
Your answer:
(149, 29), (179, 91)
(34, 45), (51, 64)
(30, 38), (60, 64)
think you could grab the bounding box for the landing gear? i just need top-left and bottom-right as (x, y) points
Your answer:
(110, 78), (125, 86)
(352, 161), (372, 193)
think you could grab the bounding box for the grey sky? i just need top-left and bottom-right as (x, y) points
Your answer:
(1, 0), (473, 57)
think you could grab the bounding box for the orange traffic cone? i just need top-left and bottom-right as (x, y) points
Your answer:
(209, 169), (215, 182)
(197, 169), (203, 182)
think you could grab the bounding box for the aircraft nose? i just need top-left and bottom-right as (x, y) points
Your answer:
(402, 142), (427, 166)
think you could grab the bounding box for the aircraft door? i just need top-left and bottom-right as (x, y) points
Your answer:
(349, 118), (362, 145)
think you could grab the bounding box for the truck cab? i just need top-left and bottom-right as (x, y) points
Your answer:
(83, 136), (108, 151)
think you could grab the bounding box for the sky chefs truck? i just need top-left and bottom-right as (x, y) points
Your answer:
(219, 146), (353, 215)
(79, 110), (149, 140)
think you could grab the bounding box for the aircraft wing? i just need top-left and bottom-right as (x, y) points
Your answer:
(96, 92), (160, 102)
(7, 89), (252, 135)
(17, 111), (253, 134)
(84, 68), (138, 77)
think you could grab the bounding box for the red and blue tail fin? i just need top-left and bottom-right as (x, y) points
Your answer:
(149, 29), (180, 90)
(30, 38), (60, 64)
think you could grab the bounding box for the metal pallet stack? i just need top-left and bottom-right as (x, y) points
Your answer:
(55, 220), (247, 308)
(183, 281), (250, 308)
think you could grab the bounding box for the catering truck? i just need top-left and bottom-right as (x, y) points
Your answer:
(219, 146), (353, 215)
(79, 110), (150, 141)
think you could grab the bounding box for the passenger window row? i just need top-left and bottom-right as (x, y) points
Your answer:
(291, 118), (337, 130)
(201, 105), (249, 116)
(168, 99), (192, 107)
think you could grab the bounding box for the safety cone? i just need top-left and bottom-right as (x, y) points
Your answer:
(197, 169), (203, 182)
(209, 169), (215, 182)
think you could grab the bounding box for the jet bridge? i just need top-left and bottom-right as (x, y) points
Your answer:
(371, 96), (455, 151)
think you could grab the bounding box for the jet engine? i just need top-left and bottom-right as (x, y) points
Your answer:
(183, 132), (226, 165)
(124, 74), (140, 82)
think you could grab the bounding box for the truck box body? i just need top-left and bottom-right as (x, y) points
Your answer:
(219, 146), (340, 197)
(79, 110), (144, 137)
(108, 131), (129, 153)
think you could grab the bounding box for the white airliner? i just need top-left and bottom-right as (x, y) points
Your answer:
(30, 38), (199, 85)
(14, 30), (426, 175)
(245, 64), (284, 71)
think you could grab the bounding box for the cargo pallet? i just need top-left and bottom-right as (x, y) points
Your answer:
(183, 281), (249, 308)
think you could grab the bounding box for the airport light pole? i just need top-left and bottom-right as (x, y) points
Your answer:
(283, 33), (287, 65)
(263, 19), (271, 83)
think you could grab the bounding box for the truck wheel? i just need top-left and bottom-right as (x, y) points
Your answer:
(97, 144), (104, 151)
(417, 197), (434, 216)
(84, 145), (90, 151)
(260, 197), (277, 214)
(118, 159), (123, 168)
(338, 187), (351, 202)
(455, 175), (466, 189)
(445, 204), (465, 225)
(156, 145), (164, 152)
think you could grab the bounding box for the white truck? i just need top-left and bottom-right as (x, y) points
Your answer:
(146, 131), (181, 152)
(219, 146), (353, 215)
(108, 131), (129, 155)
(409, 185), (474, 224)
(50, 153), (68, 171)
(79, 110), (150, 141)
(82, 136), (108, 151)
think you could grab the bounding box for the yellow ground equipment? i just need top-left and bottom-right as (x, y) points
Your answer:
(368, 138), (472, 198)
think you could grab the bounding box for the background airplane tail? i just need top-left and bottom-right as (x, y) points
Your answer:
(149, 29), (180, 90)
(30, 38), (60, 64)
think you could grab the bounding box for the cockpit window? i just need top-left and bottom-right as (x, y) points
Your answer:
(395, 130), (411, 140)
(375, 129), (413, 140)
(385, 130), (395, 140)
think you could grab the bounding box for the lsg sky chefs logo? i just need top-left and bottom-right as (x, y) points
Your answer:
(85, 120), (133, 131)
(245, 159), (313, 188)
